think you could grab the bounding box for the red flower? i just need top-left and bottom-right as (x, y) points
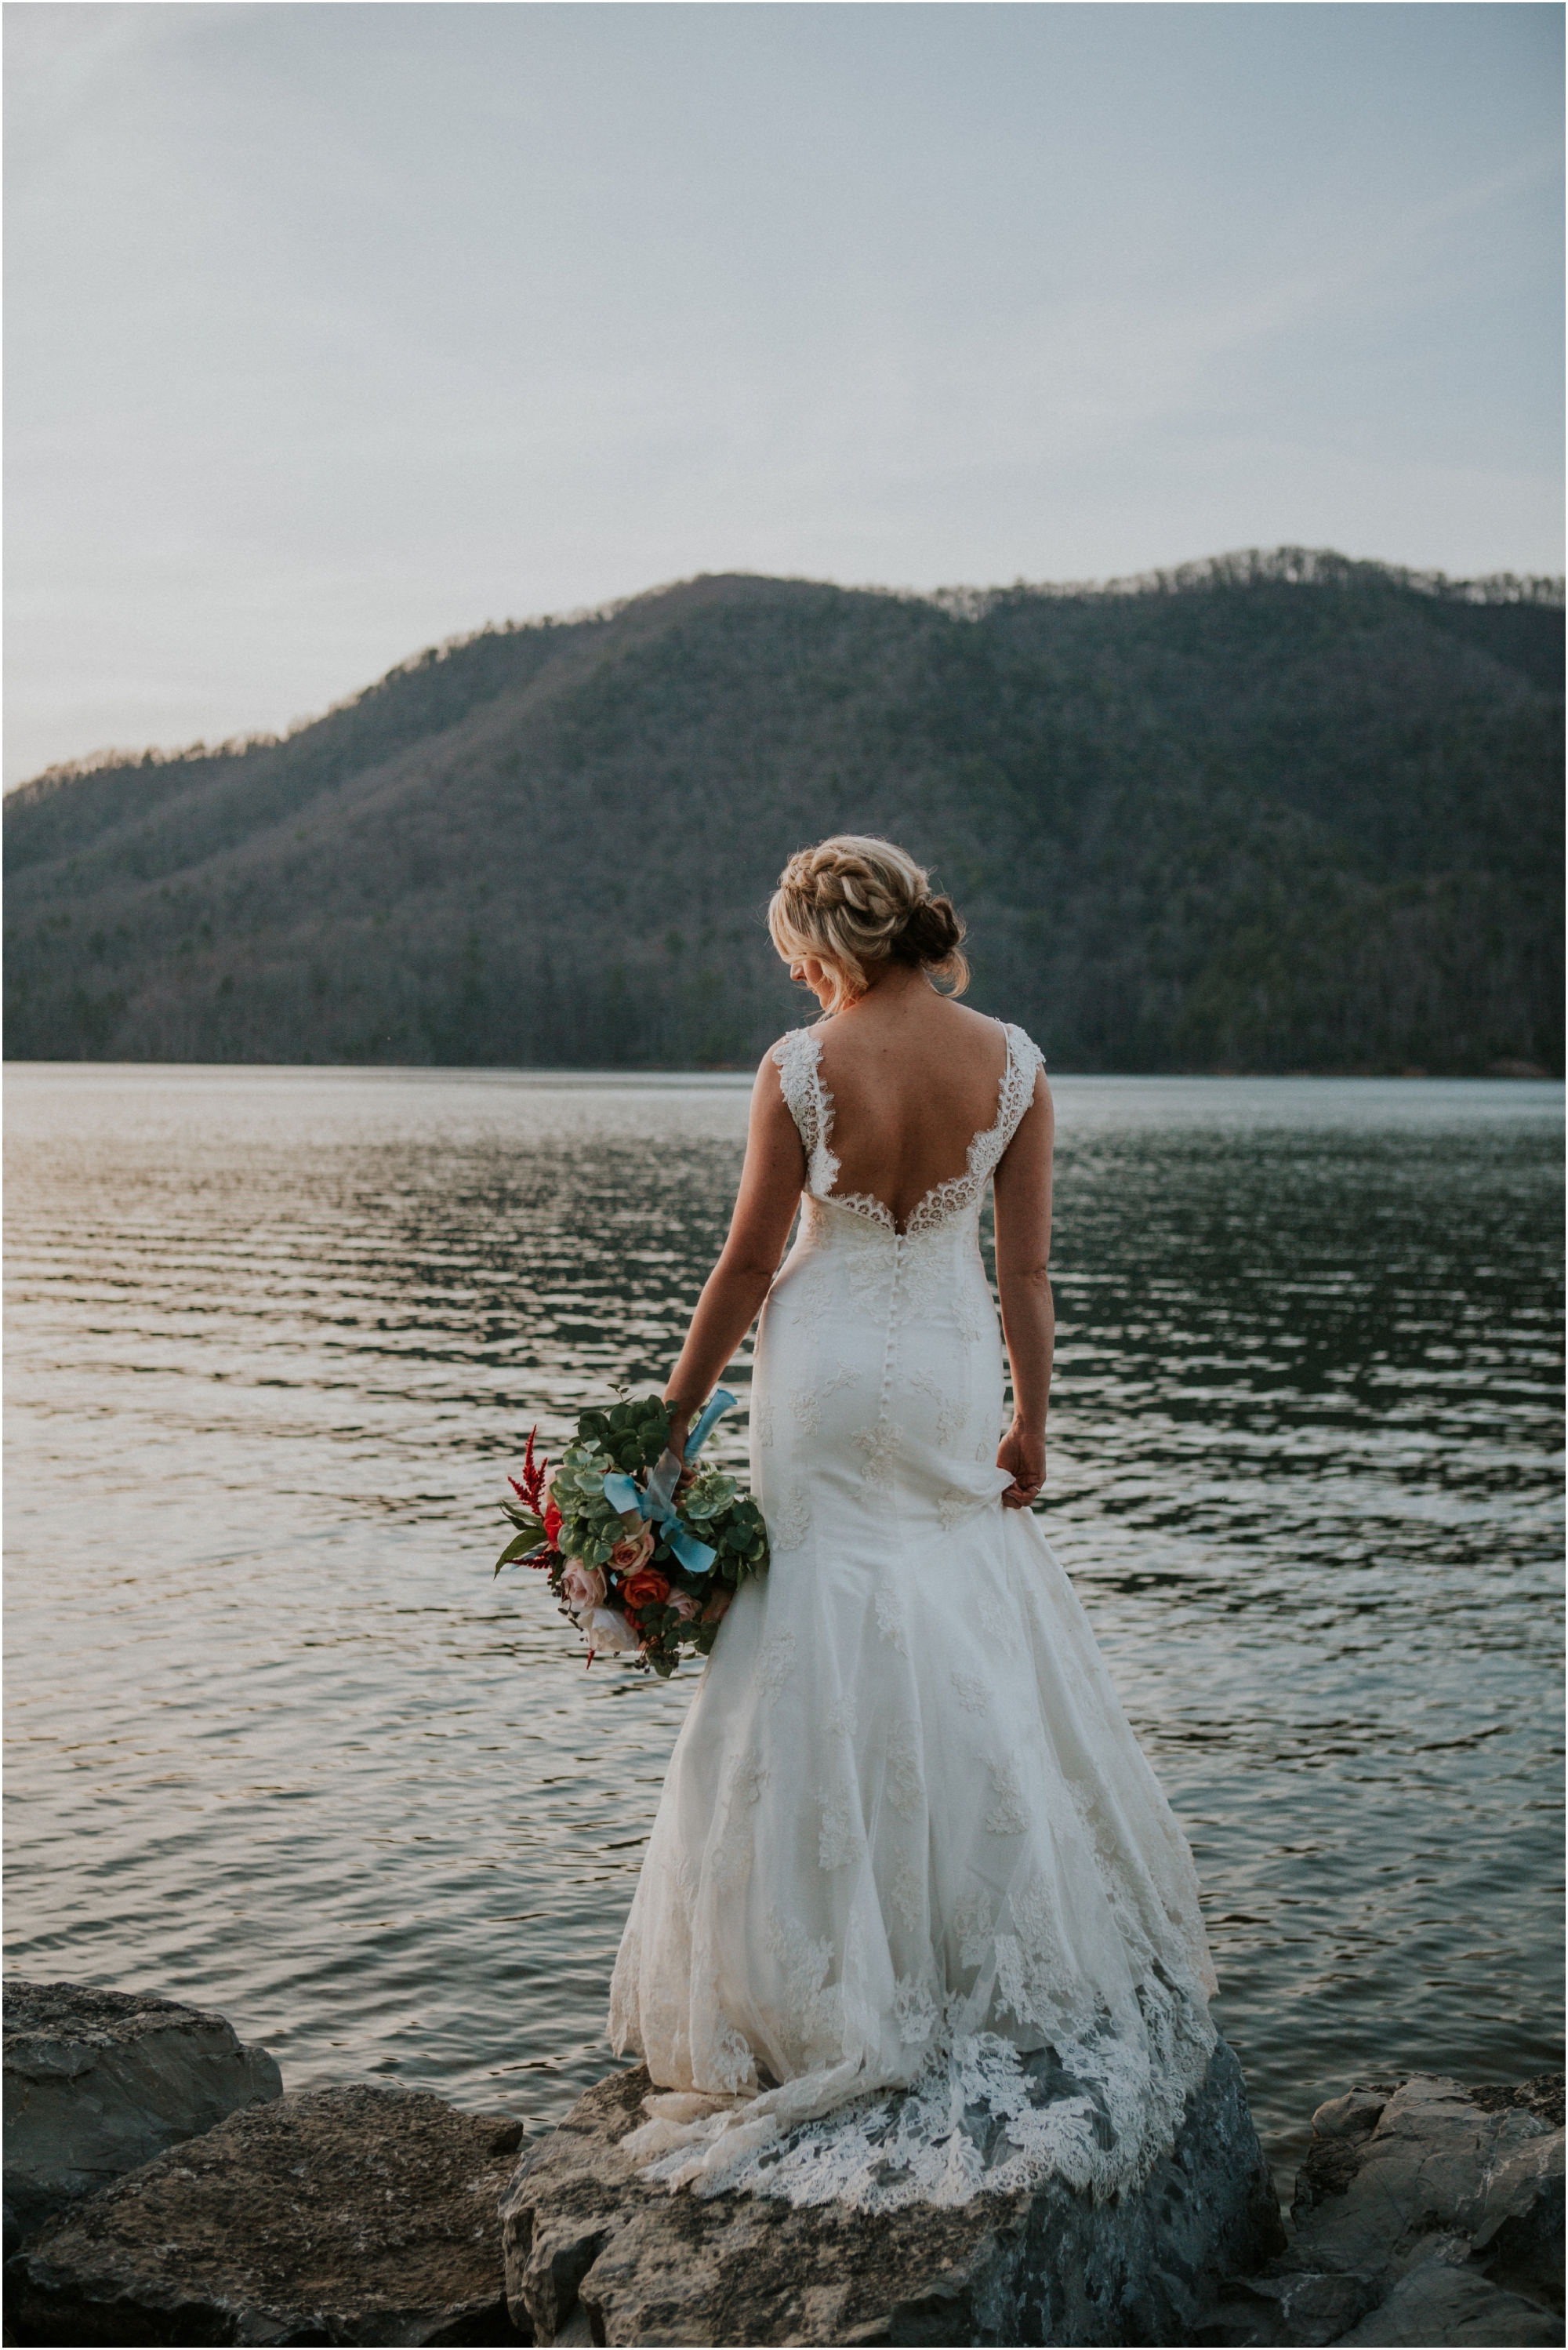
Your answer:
(543, 1499), (562, 1546)
(510, 1427), (550, 1515)
(622, 1564), (671, 1611)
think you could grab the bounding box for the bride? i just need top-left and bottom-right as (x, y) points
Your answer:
(608, 836), (1217, 2210)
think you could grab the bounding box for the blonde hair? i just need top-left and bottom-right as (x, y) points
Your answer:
(768, 835), (969, 1012)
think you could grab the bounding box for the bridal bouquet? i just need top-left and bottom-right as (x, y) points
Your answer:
(493, 1391), (768, 1677)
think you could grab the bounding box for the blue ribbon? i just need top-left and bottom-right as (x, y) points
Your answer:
(684, 1386), (737, 1465)
(601, 1389), (738, 1578)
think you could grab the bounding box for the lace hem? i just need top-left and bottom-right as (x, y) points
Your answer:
(622, 1967), (1216, 2212)
(771, 1023), (1044, 1237)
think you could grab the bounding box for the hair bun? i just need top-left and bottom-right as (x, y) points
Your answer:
(896, 894), (963, 964)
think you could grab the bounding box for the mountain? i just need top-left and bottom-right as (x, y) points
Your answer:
(5, 549), (1562, 1073)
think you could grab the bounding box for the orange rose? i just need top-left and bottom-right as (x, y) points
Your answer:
(621, 1564), (671, 1611)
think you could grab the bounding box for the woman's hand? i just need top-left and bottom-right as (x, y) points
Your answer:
(662, 1396), (696, 1491)
(997, 1420), (1045, 1510)
(663, 1398), (691, 1459)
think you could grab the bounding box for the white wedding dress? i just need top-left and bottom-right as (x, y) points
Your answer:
(608, 1023), (1218, 2210)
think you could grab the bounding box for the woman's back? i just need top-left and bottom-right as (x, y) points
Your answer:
(810, 975), (1010, 1229)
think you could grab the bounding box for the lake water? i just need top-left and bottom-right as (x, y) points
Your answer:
(5, 1065), (1563, 2197)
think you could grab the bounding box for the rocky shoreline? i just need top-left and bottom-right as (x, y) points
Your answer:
(498, 2041), (1282, 2346)
(3, 1979), (1562, 2348)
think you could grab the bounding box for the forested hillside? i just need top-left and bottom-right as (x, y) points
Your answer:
(5, 550), (1562, 1073)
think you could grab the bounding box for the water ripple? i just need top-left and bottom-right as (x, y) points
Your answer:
(4, 1067), (1561, 2193)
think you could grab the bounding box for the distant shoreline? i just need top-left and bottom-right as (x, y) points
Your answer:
(5, 1059), (1562, 1085)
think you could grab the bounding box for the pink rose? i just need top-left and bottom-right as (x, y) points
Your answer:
(608, 1524), (655, 1575)
(561, 1560), (606, 1612)
(668, 1590), (701, 1622)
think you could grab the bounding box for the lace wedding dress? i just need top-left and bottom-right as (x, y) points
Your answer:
(608, 1024), (1217, 2210)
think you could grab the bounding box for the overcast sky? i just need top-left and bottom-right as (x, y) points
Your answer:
(5, 2), (1562, 786)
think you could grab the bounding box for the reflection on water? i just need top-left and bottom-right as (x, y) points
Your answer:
(5, 1066), (1562, 2189)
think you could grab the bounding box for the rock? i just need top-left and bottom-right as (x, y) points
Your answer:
(3, 1978), (283, 2248)
(499, 2036), (1284, 2346)
(1307, 2092), (1390, 2144)
(1217, 2264), (1383, 2345)
(1290, 2076), (1564, 2291)
(1337, 2239), (1558, 2347)
(1204, 2071), (1566, 2348)
(1469, 2115), (1565, 2305)
(1468, 2076), (1565, 2130)
(1290, 2091), (1393, 2217)
(4, 2082), (528, 2346)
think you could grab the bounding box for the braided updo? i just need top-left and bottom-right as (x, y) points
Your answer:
(767, 836), (969, 1010)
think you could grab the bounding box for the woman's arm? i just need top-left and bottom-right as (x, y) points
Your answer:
(990, 1068), (1055, 1507)
(662, 1052), (806, 1455)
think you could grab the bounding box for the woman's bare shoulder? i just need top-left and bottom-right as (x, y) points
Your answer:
(916, 997), (1011, 1064)
(937, 998), (1008, 1041)
(942, 1001), (1050, 1070)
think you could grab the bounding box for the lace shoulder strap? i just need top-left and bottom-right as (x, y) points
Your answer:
(770, 1029), (840, 1195)
(995, 1025), (1046, 1155)
(902, 1023), (1047, 1232)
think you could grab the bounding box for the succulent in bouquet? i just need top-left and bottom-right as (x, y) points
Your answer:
(493, 1390), (768, 1676)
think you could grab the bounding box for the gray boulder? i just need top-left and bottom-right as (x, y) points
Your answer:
(1204, 2072), (1565, 2348)
(499, 2036), (1284, 2345)
(3, 1979), (282, 2247)
(4, 2081), (528, 2345)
